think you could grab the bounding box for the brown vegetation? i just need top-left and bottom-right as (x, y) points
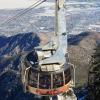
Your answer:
(68, 32), (100, 87)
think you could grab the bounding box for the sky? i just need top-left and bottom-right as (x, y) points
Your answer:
(0, 0), (38, 9)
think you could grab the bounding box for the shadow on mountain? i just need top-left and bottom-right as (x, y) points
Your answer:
(0, 32), (40, 72)
(0, 32), (40, 56)
(68, 32), (89, 45)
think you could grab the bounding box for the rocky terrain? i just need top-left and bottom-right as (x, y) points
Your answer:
(68, 32), (100, 87)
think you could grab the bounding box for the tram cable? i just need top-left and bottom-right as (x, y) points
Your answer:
(0, 0), (47, 63)
(0, 0), (46, 26)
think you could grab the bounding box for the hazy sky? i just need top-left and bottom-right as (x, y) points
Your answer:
(0, 0), (38, 9)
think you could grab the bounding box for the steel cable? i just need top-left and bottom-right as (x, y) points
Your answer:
(0, 0), (46, 26)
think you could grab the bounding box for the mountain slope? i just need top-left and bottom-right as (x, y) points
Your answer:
(0, 31), (99, 100)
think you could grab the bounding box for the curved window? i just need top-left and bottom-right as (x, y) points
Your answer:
(27, 68), (71, 90)
(28, 70), (38, 88)
(53, 72), (64, 88)
(64, 68), (71, 84)
(39, 74), (51, 89)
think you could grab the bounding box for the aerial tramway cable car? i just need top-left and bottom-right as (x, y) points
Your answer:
(21, 0), (75, 96)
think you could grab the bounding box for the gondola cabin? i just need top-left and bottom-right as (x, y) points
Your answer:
(21, 50), (75, 96)
(21, 0), (75, 96)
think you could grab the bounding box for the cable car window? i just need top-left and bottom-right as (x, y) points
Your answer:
(28, 70), (38, 88)
(53, 72), (64, 88)
(64, 68), (71, 84)
(39, 74), (51, 89)
(26, 50), (39, 67)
